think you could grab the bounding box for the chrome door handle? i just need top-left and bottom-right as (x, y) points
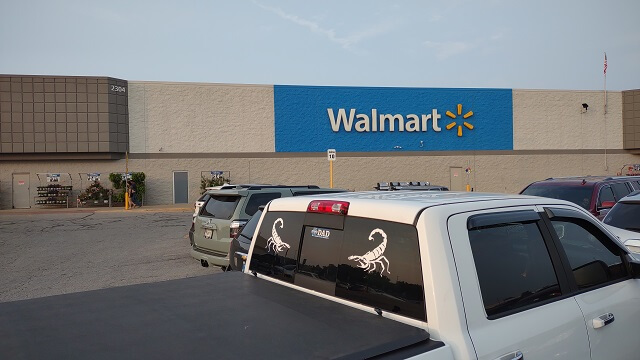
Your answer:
(592, 313), (614, 329)
(496, 351), (523, 360)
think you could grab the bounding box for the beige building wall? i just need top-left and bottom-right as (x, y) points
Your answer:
(513, 89), (623, 150)
(128, 82), (274, 154)
(2, 152), (639, 209)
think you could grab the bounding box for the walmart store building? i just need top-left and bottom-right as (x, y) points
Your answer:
(1, 74), (639, 209)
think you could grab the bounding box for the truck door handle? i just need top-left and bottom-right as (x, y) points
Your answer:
(495, 351), (523, 360)
(592, 313), (615, 329)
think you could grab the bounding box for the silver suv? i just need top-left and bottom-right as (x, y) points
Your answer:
(190, 185), (346, 269)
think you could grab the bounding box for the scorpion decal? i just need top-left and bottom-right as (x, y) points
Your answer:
(266, 218), (290, 253)
(348, 228), (391, 275)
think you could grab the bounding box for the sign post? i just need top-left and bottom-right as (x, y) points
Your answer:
(125, 152), (130, 210)
(327, 149), (336, 188)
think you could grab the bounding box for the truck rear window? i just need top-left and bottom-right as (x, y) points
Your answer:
(200, 195), (240, 219)
(250, 212), (426, 321)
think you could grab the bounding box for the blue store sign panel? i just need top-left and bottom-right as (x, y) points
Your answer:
(274, 85), (513, 152)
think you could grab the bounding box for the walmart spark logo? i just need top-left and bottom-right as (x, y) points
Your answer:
(445, 104), (474, 137)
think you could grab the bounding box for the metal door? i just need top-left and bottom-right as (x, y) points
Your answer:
(12, 173), (30, 209)
(173, 171), (189, 204)
(449, 167), (464, 191)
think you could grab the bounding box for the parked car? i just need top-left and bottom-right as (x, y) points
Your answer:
(188, 184), (233, 244)
(228, 207), (263, 271)
(520, 176), (640, 219)
(190, 184), (347, 269)
(603, 190), (640, 233)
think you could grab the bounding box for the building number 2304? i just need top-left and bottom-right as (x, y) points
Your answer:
(110, 85), (126, 93)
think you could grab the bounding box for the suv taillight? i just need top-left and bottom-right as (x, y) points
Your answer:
(307, 200), (349, 215)
(230, 220), (247, 239)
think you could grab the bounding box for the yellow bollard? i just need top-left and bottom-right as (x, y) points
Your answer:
(466, 184), (471, 192)
(125, 192), (130, 209)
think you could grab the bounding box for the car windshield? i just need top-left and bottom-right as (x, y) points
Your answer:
(200, 195), (240, 219)
(521, 184), (593, 209)
(603, 203), (640, 232)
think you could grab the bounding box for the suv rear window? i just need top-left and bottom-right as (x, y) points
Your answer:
(250, 212), (426, 321)
(200, 195), (240, 219)
(521, 183), (593, 209)
(603, 203), (640, 232)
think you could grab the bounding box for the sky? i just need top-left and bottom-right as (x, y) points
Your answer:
(1, 0), (639, 91)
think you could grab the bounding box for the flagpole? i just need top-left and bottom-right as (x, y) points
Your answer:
(604, 52), (607, 114)
(604, 52), (608, 171)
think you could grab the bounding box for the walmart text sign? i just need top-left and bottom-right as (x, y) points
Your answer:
(274, 85), (513, 152)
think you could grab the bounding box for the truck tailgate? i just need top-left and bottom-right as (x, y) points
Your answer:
(0, 272), (442, 359)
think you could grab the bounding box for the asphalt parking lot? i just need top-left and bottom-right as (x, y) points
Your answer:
(0, 208), (222, 303)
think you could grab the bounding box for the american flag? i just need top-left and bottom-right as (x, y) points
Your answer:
(604, 53), (608, 75)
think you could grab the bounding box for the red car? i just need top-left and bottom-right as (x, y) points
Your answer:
(520, 176), (640, 219)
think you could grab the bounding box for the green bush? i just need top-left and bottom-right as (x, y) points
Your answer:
(200, 175), (228, 194)
(109, 173), (125, 190)
(109, 172), (146, 201)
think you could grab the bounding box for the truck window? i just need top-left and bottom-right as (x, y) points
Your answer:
(294, 226), (344, 296)
(548, 216), (627, 289)
(248, 211), (305, 283)
(336, 217), (426, 321)
(468, 218), (561, 318)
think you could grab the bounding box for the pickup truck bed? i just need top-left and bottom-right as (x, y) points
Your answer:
(0, 272), (442, 359)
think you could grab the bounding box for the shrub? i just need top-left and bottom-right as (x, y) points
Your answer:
(200, 175), (228, 193)
(78, 180), (111, 202)
(109, 172), (146, 202)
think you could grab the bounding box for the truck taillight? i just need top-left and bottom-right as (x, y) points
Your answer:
(307, 200), (349, 215)
(230, 220), (247, 239)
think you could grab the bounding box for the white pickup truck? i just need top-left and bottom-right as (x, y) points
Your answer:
(2, 191), (639, 359)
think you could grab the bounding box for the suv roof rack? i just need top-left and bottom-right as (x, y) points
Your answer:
(245, 185), (320, 190)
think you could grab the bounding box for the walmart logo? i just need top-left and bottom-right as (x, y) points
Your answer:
(445, 104), (474, 137)
(327, 104), (475, 137)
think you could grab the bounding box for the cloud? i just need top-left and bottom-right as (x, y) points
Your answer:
(256, 2), (392, 50)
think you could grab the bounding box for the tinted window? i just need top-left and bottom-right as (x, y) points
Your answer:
(295, 226), (344, 296)
(611, 182), (631, 200)
(244, 193), (281, 216)
(200, 195), (240, 219)
(603, 203), (640, 232)
(550, 217), (627, 289)
(336, 218), (425, 321)
(237, 210), (262, 243)
(521, 184), (593, 209)
(249, 211), (305, 283)
(635, 181), (640, 190)
(468, 220), (561, 317)
(598, 186), (615, 207)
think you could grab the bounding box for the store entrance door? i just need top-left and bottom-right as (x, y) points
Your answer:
(173, 171), (189, 204)
(449, 167), (464, 191)
(12, 173), (30, 209)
